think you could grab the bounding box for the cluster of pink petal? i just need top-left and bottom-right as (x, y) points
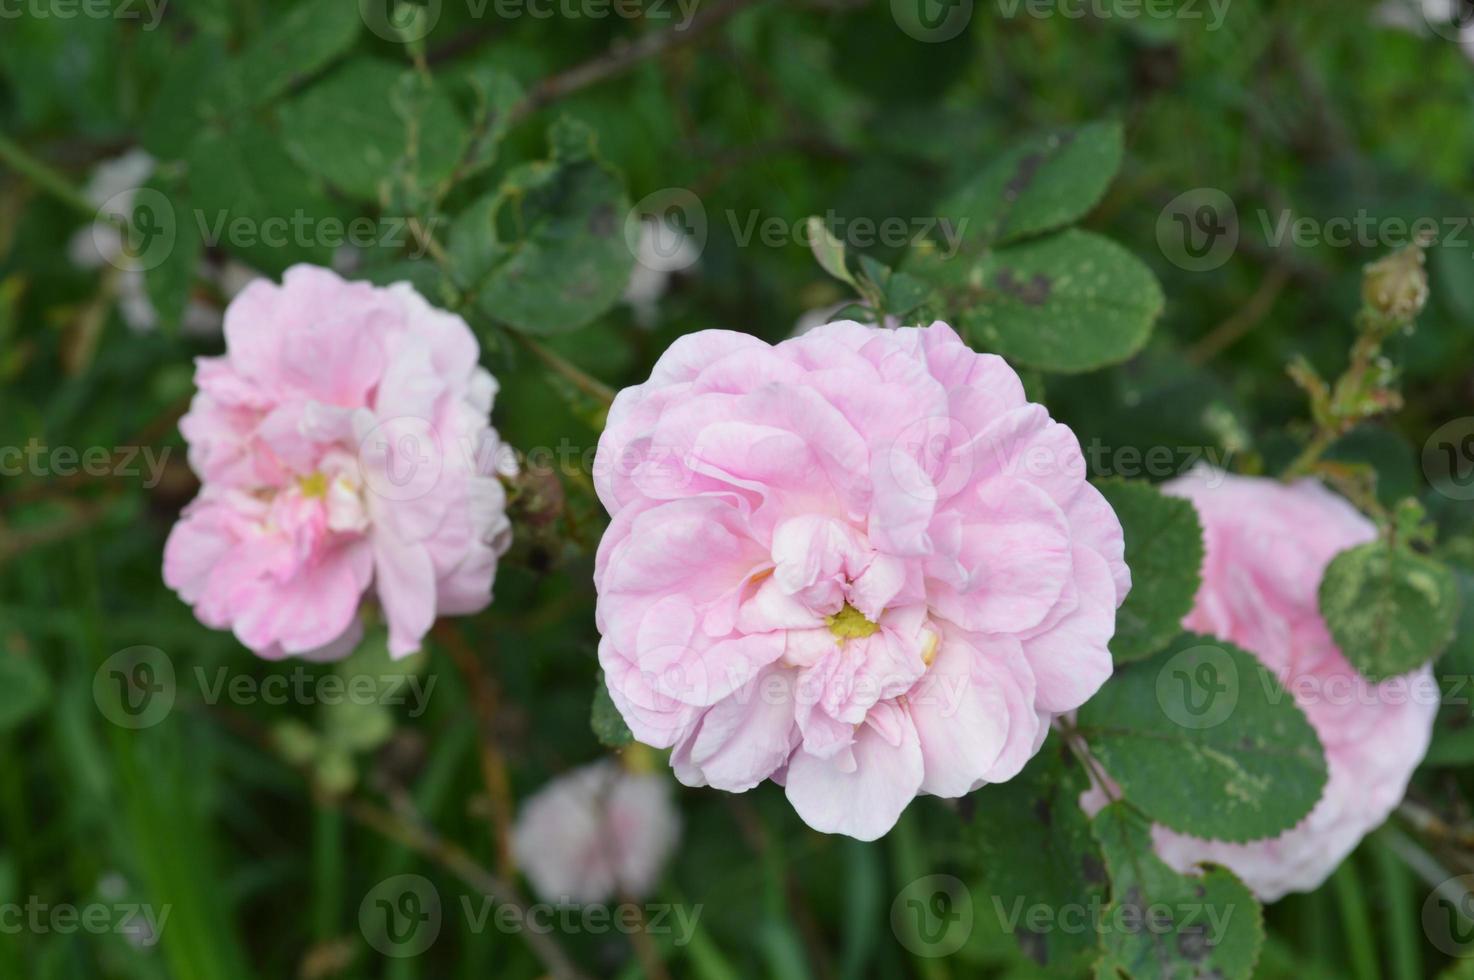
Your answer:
(511, 760), (681, 904)
(164, 266), (513, 660)
(1151, 468), (1437, 901)
(593, 321), (1129, 840)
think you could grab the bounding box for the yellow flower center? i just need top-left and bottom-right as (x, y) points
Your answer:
(297, 471), (329, 499)
(827, 603), (879, 641)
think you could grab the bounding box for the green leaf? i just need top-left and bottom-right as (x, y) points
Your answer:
(970, 735), (1107, 968)
(1091, 803), (1264, 980)
(1426, 564), (1474, 766)
(1095, 478), (1205, 664)
(204, 0), (361, 114)
(808, 215), (859, 288)
(912, 229), (1163, 373)
(186, 123), (350, 274)
(0, 654), (49, 732)
(1320, 540), (1461, 682)
(279, 58), (468, 205)
(140, 175), (203, 334)
(448, 117), (633, 335)
(1077, 634), (1328, 843)
(140, 36), (228, 159)
(456, 67), (524, 184)
(353, 258), (452, 302)
(936, 120), (1123, 248)
(591, 671), (633, 748)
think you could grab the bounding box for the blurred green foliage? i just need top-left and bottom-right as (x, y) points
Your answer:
(2, 0), (1474, 977)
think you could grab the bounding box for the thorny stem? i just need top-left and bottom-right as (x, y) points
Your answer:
(1283, 243), (1427, 489)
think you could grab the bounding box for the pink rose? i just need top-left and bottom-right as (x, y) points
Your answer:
(164, 265), (514, 659)
(592, 321), (1129, 840)
(511, 760), (681, 904)
(1132, 468), (1436, 901)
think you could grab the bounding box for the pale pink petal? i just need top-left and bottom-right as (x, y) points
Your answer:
(785, 702), (924, 841)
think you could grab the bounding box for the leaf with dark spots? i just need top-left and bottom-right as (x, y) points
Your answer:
(935, 120), (1121, 248)
(587, 202), (616, 238)
(1319, 540), (1460, 681)
(968, 734), (1105, 966)
(1179, 924), (1211, 961)
(995, 269), (1053, 306)
(448, 117), (634, 335)
(1020, 929), (1048, 965)
(1078, 634), (1327, 843)
(1091, 804), (1263, 980)
(911, 228), (1162, 373)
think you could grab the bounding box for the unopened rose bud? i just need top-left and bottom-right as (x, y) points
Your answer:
(1362, 244), (1428, 321)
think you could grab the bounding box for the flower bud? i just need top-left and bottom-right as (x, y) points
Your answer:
(1361, 244), (1428, 321)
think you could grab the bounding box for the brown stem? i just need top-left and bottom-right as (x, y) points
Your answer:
(619, 892), (673, 980)
(1185, 264), (1291, 366)
(0, 495), (118, 565)
(434, 622), (517, 882)
(509, 331), (617, 407)
(508, 0), (770, 125)
(343, 798), (592, 980)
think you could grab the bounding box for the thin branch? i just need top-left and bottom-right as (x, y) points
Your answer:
(0, 495), (118, 566)
(203, 691), (590, 979)
(620, 891), (673, 980)
(510, 330), (617, 407)
(1383, 821), (1474, 896)
(0, 133), (98, 220)
(1185, 264), (1291, 366)
(1399, 800), (1474, 851)
(433, 621), (517, 882)
(2, 391), (191, 511)
(508, 0), (769, 125)
(343, 798), (593, 980)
